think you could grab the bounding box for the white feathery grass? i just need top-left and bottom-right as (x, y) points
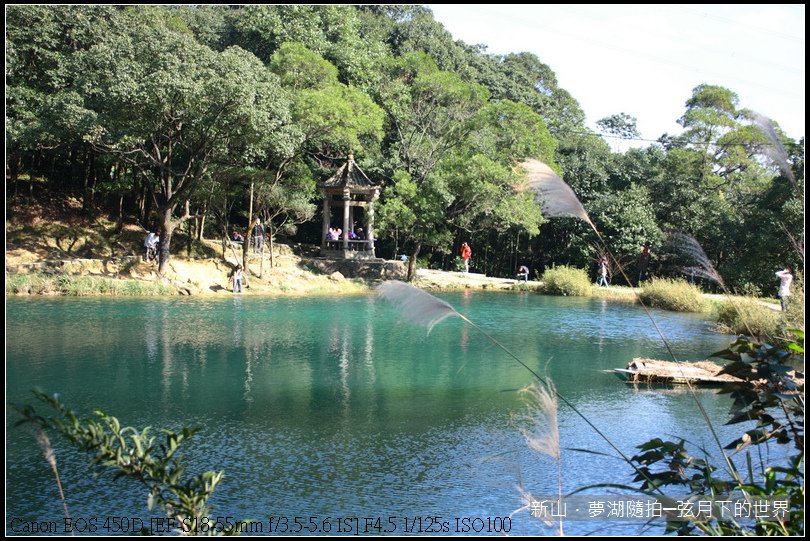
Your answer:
(516, 380), (563, 535)
(750, 112), (797, 188)
(377, 280), (469, 333)
(517, 381), (560, 461)
(518, 159), (596, 232)
(668, 231), (725, 287)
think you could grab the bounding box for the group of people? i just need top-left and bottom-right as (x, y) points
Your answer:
(459, 241), (532, 281)
(230, 219), (264, 252)
(326, 226), (365, 241)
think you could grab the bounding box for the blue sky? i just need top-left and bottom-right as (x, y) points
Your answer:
(428, 4), (805, 147)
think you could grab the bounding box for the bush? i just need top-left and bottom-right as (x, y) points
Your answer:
(639, 277), (706, 312)
(716, 298), (782, 338)
(540, 266), (591, 297)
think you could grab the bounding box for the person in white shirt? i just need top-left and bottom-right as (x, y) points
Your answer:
(775, 267), (793, 312)
(144, 231), (158, 261)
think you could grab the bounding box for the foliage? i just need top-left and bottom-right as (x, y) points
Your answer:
(3, 6), (803, 293)
(784, 272), (805, 330)
(6, 273), (175, 297)
(588, 184), (663, 269)
(539, 266), (591, 297)
(639, 277), (707, 312)
(14, 391), (248, 535)
(716, 299), (782, 339)
(628, 332), (804, 535)
(596, 112), (640, 140)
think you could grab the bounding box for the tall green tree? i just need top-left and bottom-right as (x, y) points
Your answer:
(375, 53), (490, 278)
(77, 17), (291, 273)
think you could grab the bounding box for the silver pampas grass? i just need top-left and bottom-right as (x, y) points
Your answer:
(667, 231), (725, 287)
(377, 280), (471, 333)
(518, 159), (596, 232)
(750, 112), (797, 188)
(517, 381), (560, 461)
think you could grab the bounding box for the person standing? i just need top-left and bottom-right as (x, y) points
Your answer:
(232, 264), (243, 293)
(775, 267), (793, 312)
(460, 242), (472, 273)
(597, 257), (609, 287)
(638, 244), (651, 283)
(517, 265), (530, 283)
(253, 218), (265, 253)
(143, 231), (158, 261)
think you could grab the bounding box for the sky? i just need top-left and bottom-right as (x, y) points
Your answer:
(428, 4), (805, 148)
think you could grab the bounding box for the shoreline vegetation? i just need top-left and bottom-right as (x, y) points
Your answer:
(8, 241), (795, 336)
(7, 209), (799, 339)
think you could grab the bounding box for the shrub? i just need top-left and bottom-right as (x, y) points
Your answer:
(639, 277), (706, 312)
(540, 266), (591, 297)
(716, 298), (782, 338)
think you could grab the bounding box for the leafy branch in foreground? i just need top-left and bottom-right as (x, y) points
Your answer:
(14, 391), (247, 536)
(627, 331), (804, 535)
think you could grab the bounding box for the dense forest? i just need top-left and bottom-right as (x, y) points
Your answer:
(6, 5), (804, 291)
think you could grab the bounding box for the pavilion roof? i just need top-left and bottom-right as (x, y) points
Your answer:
(319, 154), (377, 191)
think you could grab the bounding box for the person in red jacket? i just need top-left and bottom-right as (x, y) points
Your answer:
(460, 242), (472, 273)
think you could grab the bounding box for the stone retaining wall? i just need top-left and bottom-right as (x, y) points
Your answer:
(302, 258), (407, 281)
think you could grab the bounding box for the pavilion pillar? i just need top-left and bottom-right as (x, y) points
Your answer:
(321, 197), (330, 250)
(366, 188), (379, 253)
(342, 190), (350, 250)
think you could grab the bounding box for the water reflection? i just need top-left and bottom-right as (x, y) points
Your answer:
(7, 294), (738, 537)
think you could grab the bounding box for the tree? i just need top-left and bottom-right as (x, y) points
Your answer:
(597, 112), (640, 152)
(261, 42), (384, 271)
(374, 53), (490, 279)
(77, 17), (291, 273)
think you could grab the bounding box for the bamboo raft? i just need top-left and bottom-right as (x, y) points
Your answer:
(608, 358), (743, 386)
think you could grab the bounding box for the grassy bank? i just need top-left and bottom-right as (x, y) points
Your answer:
(6, 272), (175, 296)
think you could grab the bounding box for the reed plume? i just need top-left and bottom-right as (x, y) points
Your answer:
(667, 231), (725, 287)
(517, 381), (560, 461)
(517, 380), (564, 535)
(750, 112), (797, 189)
(377, 280), (470, 333)
(35, 429), (72, 528)
(518, 159), (596, 232)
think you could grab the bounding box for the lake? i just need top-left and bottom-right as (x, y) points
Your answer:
(6, 292), (740, 535)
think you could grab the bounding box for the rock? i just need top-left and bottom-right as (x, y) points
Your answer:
(329, 271), (345, 282)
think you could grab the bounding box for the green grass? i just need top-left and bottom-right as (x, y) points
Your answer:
(6, 272), (174, 296)
(639, 277), (706, 312)
(716, 298), (782, 339)
(540, 266), (592, 297)
(589, 285), (639, 303)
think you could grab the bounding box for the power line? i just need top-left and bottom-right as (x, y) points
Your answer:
(549, 127), (801, 148)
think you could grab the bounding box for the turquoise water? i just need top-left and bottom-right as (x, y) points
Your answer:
(7, 293), (739, 535)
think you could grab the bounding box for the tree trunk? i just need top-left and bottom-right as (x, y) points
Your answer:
(269, 234), (275, 269)
(186, 216), (193, 257)
(244, 182), (254, 273)
(157, 207), (175, 275)
(82, 149), (93, 213)
(407, 242), (422, 282)
(197, 202), (206, 241)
